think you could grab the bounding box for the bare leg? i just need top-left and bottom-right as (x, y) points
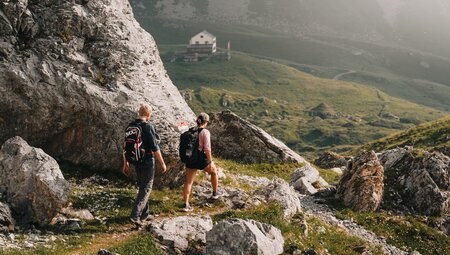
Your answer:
(183, 168), (197, 205)
(204, 162), (218, 193)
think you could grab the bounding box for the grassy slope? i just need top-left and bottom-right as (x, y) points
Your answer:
(140, 17), (450, 111)
(355, 116), (450, 153)
(161, 47), (445, 158)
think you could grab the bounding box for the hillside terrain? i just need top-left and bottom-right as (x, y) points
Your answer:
(129, 1), (450, 113)
(159, 46), (446, 158)
(130, 0), (450, 58)
(355, 116), (450, 155)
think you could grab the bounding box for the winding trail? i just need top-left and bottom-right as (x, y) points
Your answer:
(298, 194), (409, 255)
(333, 70), (357, 80)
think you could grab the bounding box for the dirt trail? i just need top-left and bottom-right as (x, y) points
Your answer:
(333, 70), (357, 80)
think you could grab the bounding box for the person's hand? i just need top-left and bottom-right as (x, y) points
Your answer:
(123, 161), (130, 177)
(160, 162), (167, 174)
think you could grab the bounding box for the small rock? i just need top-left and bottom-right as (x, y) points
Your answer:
(206, 218), (284, 255)
(150, 216), (213, 252)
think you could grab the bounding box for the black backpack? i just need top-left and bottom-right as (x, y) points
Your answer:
(179, 127), (203, 164)
(123, 122), (145, 164)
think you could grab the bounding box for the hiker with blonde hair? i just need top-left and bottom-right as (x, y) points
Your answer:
(123, 103), (166, 227)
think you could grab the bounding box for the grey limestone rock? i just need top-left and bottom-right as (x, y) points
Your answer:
(61, 206), (94, 221)
(253, 177), (301, 219)
(0, 201), (15, 232)
(207, 111), (307, 164)
(0, 0), (196, 188)
(290, 164), (328, 195)
(380, 147), (450, 215)
(0, 137), (70, 225)
(206, 218), (284, 255)
(150, 216), (213, 252)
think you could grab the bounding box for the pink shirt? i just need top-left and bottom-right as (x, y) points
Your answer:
(198, 129), (211, 152)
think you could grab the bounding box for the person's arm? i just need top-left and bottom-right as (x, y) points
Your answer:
(122, 151), (130, 176)
(147, 124), (166, 173)
(202, 129), (214, 165)
(153, 150), (167, 173)
(205, 149), (213, 165)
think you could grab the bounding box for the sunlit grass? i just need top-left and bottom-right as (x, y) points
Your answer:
(335, 209), (450, 255)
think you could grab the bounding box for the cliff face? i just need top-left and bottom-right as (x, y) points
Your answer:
(0, 0), (195, 171)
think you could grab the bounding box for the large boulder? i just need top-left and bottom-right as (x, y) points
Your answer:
(253, 177), (301, 219)
(314, 151), (350, 169)
(380, 147), (450, 216)
(206, 218), (284, 255)
(0, 137), (70, 225)
(150, 216), (213, 253)
(0, 0), (195, 184)
(336, 151), (384, 212)
(290, 164), (328, 195)
(207, 111), (307, 164)
(0, 202), (15, 232)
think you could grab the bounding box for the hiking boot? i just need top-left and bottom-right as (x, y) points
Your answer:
(140, 214), (155, 222)
(182, 204), (193, 212)
(211, 191), (222, 200)
(130, 218), (143, 227)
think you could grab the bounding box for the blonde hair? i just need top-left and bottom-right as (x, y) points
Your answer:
(138, 104), (152, 117)
(196, 112), (209, 126)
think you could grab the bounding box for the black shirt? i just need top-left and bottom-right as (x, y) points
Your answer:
(132, 119), (160, 154)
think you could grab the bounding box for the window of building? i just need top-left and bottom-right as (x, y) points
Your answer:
(200, 35), (204, 38)
(196, 41), (199, 44)
(205, 41), (209, 44)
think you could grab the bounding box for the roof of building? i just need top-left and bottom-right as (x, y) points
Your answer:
(192, 30), (216, 39)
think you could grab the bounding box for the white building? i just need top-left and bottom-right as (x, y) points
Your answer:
(187, 30), (217, 55)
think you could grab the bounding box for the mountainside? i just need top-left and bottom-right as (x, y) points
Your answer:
(160, 47), (446, 158)
(355, 116), (450, 156)
(130, 2), (450, 112)
(130, 0), (450, 58)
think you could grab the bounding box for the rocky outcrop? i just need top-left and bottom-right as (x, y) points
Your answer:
(206, 218), (284, 255)
(208, 111), (307, 164)
(0, 0), (195, 179)
(0, 137), (70, 225)
(380, 147), (450, 216)
(253, 177), (301, 219)
(290, 164), (328, 195)
(0, 202), (15, 232)
(336, 151), (384, 212)
(314, 151), (350, 169)
(150, 216), (213, 253)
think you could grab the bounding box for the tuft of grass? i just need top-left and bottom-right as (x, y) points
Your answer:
(335, 209), (450, 255)
(109, 232), (165, 255)
(315, 166), (342, 183)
